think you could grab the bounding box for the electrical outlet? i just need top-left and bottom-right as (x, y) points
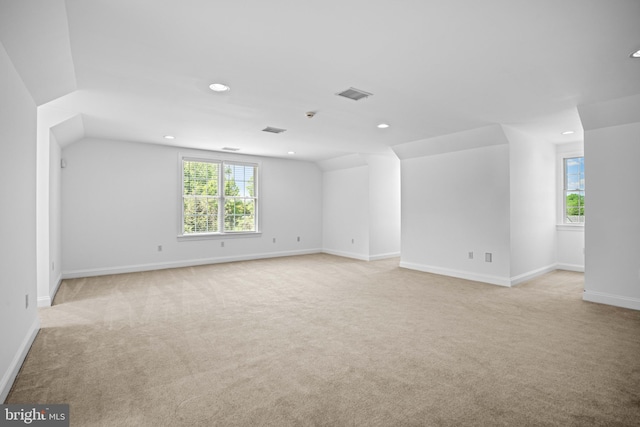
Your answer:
(221, 241), (224, 248)
(273, 237), (276, 243)
(485, 253), (492, 263)
(157, 245), (162, 252)
(351, 238), (355, 244)
(25, 294), (29, 309)
(468, 252), (473, 259)
(297, 236), (300, 242)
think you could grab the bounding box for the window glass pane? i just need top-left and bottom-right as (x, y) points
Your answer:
(224, 165), (239, 196)
(183, 160), (218, 196)
(566, 175), (581, 190)
(565, 191), (584, 222)
(183, 198), (193, 234)
(565, 158), (581, 176)
(182, 159), (257, 234)
(242, 200), (256, 231)
(207, 199), (219, 232)
(564, 157), (585, 224)
(182, 160), (222, 234)
(224, 198), (255, 232)
(224, 164), (255, 197)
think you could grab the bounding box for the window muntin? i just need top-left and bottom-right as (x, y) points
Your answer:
(563, 157), (584, 224)
(182, 159), (258, 235)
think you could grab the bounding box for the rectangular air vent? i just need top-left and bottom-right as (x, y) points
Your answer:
(336, 87), (373, 101)
(222, 147), (240, 151)
(262, 126), (286, 134)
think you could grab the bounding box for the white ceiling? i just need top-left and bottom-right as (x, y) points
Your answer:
(2, 0), (640, 161)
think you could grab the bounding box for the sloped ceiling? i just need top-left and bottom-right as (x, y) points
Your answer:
(0, 0), (76, 105)
(1, 0), (639, 161)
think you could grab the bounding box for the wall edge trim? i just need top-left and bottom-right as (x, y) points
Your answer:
(62, 249), (322, 279)
(510, 263), (558, 286)
(369, 252), (401, 261)
(557, 263), (585, 272)
(1, 316), (40, 403)
(583, 290), (640, 311)
(39, 273), (63, 307)
(399, 261), (511, 287)
(321, 249), (370, 261)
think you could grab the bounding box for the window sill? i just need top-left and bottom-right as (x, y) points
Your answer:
(177, 232), (262, 242)
(556, 224), (585, 232)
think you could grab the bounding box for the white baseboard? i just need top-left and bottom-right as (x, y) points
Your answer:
(1, 316), (40, 403)
(369, 252), (401, 261)
(321, 249), (370, 261)
(38, 274), (63, 307)
(399, 261), (511, 287)
(583, 290), (640, 311)
(62, 249), (322, 279)
(36, 295), (51, 307)
(557, 263), (585, 272)
(321, 249), (400, 261)
(50, 273), (62, 304)
(510, 263), (558, 286)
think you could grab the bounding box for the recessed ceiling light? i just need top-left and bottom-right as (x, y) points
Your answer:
(630, 49), (640, 58)
(209, 83), (230, 92)
(287, 151), (296, 155)
(561, 130), (575, 135)
(163, 135), (175, 139)
(377, 123), (390, 129)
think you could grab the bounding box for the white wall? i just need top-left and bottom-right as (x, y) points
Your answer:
(557, 229), (584, 271)
(0, 42), (40, 402)
(367, 154), (401, 260)
(505, 126), (557, 283)
(556, 141), (584, 271)
(61, 138), (323, 277)
(322, 165), (370, 260)
(400, 144), (512, 285)
(321, 153), (401, 261)
(583, 120), (640, 310)
(49, 134), (62, 299)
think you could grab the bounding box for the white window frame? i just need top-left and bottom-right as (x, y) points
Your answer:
(178, 154), (260, 239)
(556, 149), (584, 230)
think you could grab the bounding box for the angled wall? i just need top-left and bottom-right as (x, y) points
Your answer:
(47, 133), (63, 305)
(320, 153), (401, 261)
(367, 154), (401, 260)
(395, 124), (557, 287)
(579, 94), (640, 310)
(504, 126), (557, 283)
(0, 41), (40, 403)
(396, 125), (512, 285)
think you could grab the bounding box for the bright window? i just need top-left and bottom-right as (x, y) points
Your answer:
(563, 157), (584, 224)
(182, 159), (258, 235)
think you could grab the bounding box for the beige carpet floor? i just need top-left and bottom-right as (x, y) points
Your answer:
(7, 254), (640, 426)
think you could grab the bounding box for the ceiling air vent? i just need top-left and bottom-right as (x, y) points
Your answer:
(336, 87), (373, 101)
(262, 126), (286, 134)
(222, 147), (240, 152)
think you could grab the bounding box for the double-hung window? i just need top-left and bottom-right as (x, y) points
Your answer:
(182, 158), (258, 235)
(563, 157), (585, 224)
